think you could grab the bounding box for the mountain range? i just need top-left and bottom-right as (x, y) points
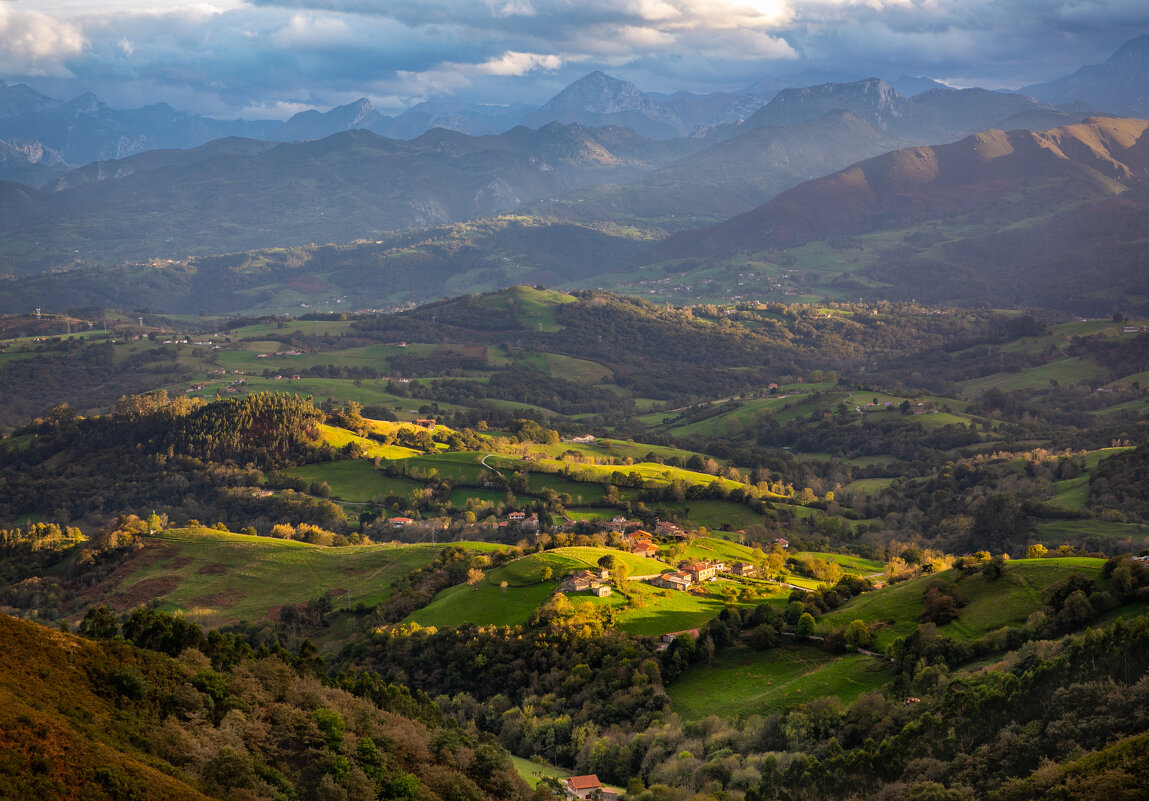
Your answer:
(645, 116), (1149, 313)
(1, 34), (1146, 188)
(0, 75), (1102, 274)
(0, 37), (1147, 317)
(1023, 34), (1149, 114)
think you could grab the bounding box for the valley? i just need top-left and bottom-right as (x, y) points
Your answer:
(0, 26), (1148, 801)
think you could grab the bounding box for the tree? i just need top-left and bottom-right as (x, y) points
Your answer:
(1026, 543), (1048, 559)
(844, 619), (873, 649)
(466, 568), (485, 589)
(79, 606), (119, 639)
(797, 612), (816, 638)
(785, 601), (806, 625)
(613, 562), (630, 589)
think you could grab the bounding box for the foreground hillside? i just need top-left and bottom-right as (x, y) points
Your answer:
(0, 613), (535, 801)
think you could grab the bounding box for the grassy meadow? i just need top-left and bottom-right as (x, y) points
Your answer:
(95, 528), (501, 627)
(668, 642), (893, 721)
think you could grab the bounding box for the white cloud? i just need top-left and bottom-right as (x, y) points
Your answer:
(0, 5), (87, 77)
(6, 0), (1149, 118)
(271, 12), (360, 49)
(484, 0), (536, 18)
(474, 51), (563, 76)
(617, 25), (678, 48)
(238, 98), (322, 119)
(690, 27), (799, 59)
(388, 49), (563, 98)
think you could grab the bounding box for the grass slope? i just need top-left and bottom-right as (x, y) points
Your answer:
(95, 528), (496, 626)
(668, 641), (892, 721)
(821, 557), (1108, 649)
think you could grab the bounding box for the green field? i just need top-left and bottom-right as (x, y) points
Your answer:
(608, 580), (730, 636)
(681, 499), (771, 530)
(282, 460), (423, 502)
(405, 545), (746, 635)
(473, 285), (577, 333)
(406, 573), (560, 628)
(798, 551), (885, 574)
(820, 558), (1108, 648)
(393, 451), (491, 483)
(549, 546), (672, 576)
(668, 642), (893, 720)
(103, 528), (502, 626)
(1036, 519), (1149, 547)
(509, 756), (573, 789)
(958, 356), (1109, 395)
(844, 478), (896, 496)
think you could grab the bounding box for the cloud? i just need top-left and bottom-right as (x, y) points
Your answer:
(0, 4), (87, 77)
(690, 28), (799, 60)
(391, 50), (563, 98)
(7, 0), (1149, 118)
(474, 51), (563, 76)
(484, 0), (536, 18)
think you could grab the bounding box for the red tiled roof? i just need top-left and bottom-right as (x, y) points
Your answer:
(568, 775), (601, 790)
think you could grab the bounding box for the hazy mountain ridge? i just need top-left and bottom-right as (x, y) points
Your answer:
(1023, 34), (1149, 114)
(719, 78), (1056, 143)
(651, 116), (1149, 257)
(0, 124), (690, 273)
(0, 93), (277, 175)
(643, 116), (1149, 313)
(0, 33), (1142, 183)
(526, 86), (1095, 233)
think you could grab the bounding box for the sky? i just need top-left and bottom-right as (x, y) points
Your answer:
(1, 0), (1147, 119)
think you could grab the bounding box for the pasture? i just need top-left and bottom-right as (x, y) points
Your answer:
(667, 642), (893, 720)
(97, 528), (498, 626)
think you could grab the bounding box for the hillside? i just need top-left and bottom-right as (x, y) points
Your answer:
(0, 613), (533, 801)
(643, 116), (1149, 313)
(72, 528), (490, 627)
(0, 217), (653, 315)
(1022, 34), (1149, 114)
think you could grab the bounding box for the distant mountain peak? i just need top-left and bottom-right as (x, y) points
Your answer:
(522, 71), (687, 139)
(1022, 34), (1149, 114)
(543, 71), (653, 114)
(271, 97), (386, 141)
(1111, 34), (1149, 60)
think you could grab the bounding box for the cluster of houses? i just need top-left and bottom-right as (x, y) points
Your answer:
(555, 550), (760, 597)
(560, 567), (613, 596)
(647, 558), (756, 592)
(498, 511), (540, 533)
(387, 511), (540, 531)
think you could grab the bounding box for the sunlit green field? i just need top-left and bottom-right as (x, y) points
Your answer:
(668, 642), (893, 720)
(105, 528), (499, 626)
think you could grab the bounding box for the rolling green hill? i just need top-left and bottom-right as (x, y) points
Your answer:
(820, 557), (1109, 648)
(83, 528), (500, 627)
(668, 642), (892, 721)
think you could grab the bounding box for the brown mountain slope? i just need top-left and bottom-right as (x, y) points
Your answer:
(0, 615), (214, 800)
(644, 116), (1149, 262)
